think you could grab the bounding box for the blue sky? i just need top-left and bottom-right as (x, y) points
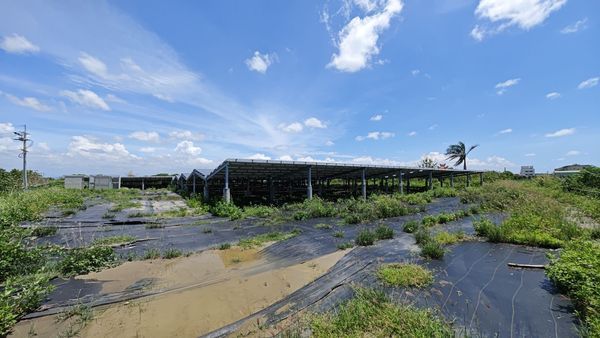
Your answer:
(0, 0), (598, 176)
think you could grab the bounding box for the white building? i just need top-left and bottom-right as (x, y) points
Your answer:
(520, 166), (535, 178)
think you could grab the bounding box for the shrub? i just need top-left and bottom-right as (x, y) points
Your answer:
(547, 240), (600, 335)
(58, 246), (116, 276)
(309, 288), (453, 337)
(414, 228), (431, 246)
(242, 205), (277, 218)
(0, 227), (45, 281)
(162, 248), (182, 259)
(218, 243), (231, 250)
(333, 231), (344, 238)
(210, 201), (243, 220)
(403, 220), (419, 233)
(375, 224), (394, 240)
(377, 263), (433, 287)
(422, 215), (438, 227)
(421, 241), (445, 260)
(434, 231), (466, 245)
(355, 229), (376, 246)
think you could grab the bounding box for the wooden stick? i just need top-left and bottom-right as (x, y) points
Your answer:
(507, 263), (546, 269)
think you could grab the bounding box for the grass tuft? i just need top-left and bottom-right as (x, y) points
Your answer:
(377, 263), (433, 287)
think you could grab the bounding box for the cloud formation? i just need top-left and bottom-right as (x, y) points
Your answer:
(129, 131), (160, 142)
(561, 18), (587, 34)
(2, 92), (51, 112)
(495, 78), (520, 95)
(355, 131), (395, 141)
(545, 128), (575, 137)
(60, 89), (110, 111)
(245, 51), (277, 74)
(327, 0), (403, 72)
(578, 77), (599, 89)
(0, 34), (39, 54)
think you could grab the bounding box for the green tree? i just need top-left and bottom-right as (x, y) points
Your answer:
(445, 142), (478, 170)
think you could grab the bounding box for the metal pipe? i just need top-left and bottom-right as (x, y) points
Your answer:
(307, 166), (313, 200)
(361, 168), (367, 200)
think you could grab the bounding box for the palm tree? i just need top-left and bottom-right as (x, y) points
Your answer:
(445, 142), (478, 170)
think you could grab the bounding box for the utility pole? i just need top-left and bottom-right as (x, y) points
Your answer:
(13, 125), (31, 189)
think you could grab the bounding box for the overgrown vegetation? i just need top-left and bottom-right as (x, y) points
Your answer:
(355, 225), (394, 246)
(377, 263), (433, 287)
(308, 288), (453, 337)
(31, 226), (58, 237)
(547, 240), (600, 336)
(58, 246), (117, 276)
(92, 235), (136, 247)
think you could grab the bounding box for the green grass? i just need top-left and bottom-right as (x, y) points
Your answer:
(376, 263), (433, 287)
(309, 288), (453, 337)
(238, 231), (299, 249)
(218, 243), (231, 250)
(128, 211), (154, 218)
(547, 240), (600, 336)
(337, 242), (354, 250)
(374, 224), (394, 240)
(92, 235), (136, 246)
(58, 246), (117, 276)
(202, 227), (212, 234)
(142, 248), (161, 260)
(355, 229), (376, 246)
(333, 231), (344, 238)
(402, 220), (419, 233)
(420, 241), (445, 259)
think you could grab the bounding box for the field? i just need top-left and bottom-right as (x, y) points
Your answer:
(1, 168), (599, 337)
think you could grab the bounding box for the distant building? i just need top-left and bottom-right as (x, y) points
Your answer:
(520, 166), (535, 178)
(554, 164), (592, 177)
(91, 175), (113, 189)
(64, 175), (89, 189)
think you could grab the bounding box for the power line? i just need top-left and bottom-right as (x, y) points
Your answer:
(13, 124), (32, 189)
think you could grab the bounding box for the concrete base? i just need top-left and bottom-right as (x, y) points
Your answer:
(223, 188), (231, 203)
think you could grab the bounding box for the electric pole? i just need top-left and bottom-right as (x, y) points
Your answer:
(13, 125), (31, 189)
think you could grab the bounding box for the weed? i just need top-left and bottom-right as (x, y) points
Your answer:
(145, 223), (164, 229)
(202, 227), (213, 234)
(0, 274), (54, 335)
(58, 246), (116, 276)
(92, 235), (136, 246)
(337, 242), (354, 250)
(403, 220), (419, 233)
(128, 212), (153, 218)
(218, 243), (231, 250)
(314, 223), (332, 230)
(377, 263), (433, 287)
(210, 201), (243, 220)
(102, 212), (115, 219)
(374, 224), (394, 240)
(31, 226), (58, 237)
(309, 288), (453, 337)
(420, 241), (445, 260)
(162, 248), (182, 259)
(333, 231), (344, 238)
(238, 231), (299, 249)
(242, 205), (277, 218)
(434, 231), (466, 245)
(143, 248), (161, 260)
(231, 257), (242, 264)
(355, 229), (376, 246)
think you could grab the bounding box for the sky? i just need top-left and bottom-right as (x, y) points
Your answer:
(0, 0), (598, 177)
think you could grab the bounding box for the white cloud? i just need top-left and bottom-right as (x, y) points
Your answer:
(578, 77), (599, 89)
(139, 147), (156, 153)
(495, 78), (520, 95)
(561, 18), (587, 34)
(67, 135), (137, 161)
(129, 131), (160, 143)
(245, 51), (277, 74)
(370, 114), (383, 121)
(472, 0), (567, 40)
(325, 140), (335, 146)
(78, 52), (108, 77)
(525, 153), (536, 157)
(545, 128), (575, 137)
(498, 128), (513, 134)
(168, 130), (204, 141)
(546, 92), (561, 99)
(354, 0), (378, 12)
(36, 142), (50, 151)
(60, 89), (110, 111)
(248, 153), (271, 160)
(566, 150), (580, 156)
(279, 122), (304, 133)
(0, 34), (39, 54)
(297, 156), (317, 162)
(278, 155), (294, 161)
(327, 0), (403, 72)
(407, 131), (417, 136)
(2, 93), (51, 112)
(174, 140), (202, 156)
(428, 124), (438, 130)
(355, 131), (395, 141)
(152, 93), (174, 102)
(105, 94), (126, 103)
(411, 69), (420, 76)
(0, 122), (15, 134)
(304, 117), (327, 129)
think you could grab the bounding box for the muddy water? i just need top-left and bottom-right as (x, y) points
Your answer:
(12, 248), (347, 338)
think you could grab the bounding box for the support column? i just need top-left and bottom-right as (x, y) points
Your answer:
(118, 176), (121, 189)
(406, 177), (410, 193)
(428, 171), (433, 190)
(307, 166), (313, 200)
(353, 178), (357, 196)
(479, 172), (484, 186)
(223, 164), (231, 203)
(203, 181), (209, 201)
(192, 174), (196, 194)
(466, 174), (471, 187)
(318, 179), (323, 196)
(450, 174), (454, 188)
(399, 173), (404, 195)
(142, 178), (145, 191)
(440, 178), (444, 187)
(361, 169), (367, 200)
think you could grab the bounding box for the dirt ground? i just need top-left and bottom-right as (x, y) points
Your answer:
(11, 247), (348, 338)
